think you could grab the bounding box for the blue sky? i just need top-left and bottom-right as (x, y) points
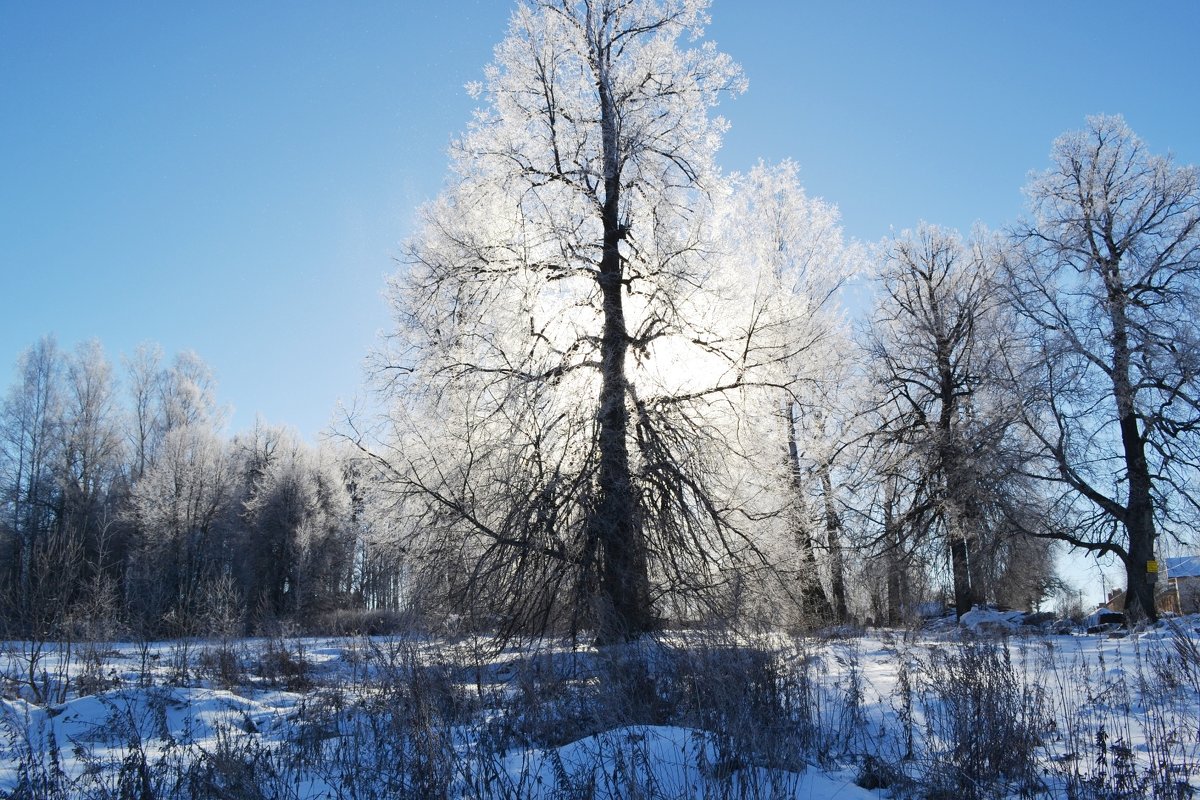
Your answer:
(3, 0), (1199, 445)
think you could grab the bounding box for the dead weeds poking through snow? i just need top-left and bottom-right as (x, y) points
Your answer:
(2, 622), (1200, 798)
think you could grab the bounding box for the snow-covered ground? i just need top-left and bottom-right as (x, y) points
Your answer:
(2, 617), (1199, 798)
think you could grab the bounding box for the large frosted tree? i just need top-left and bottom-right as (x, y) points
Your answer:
(1006, 116), (1200, 623)
(370, 0), (833, 642)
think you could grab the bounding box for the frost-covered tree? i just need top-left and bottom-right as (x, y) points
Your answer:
(57, 340), (126, 626)
(1006, 116), (1200, 622)
(124, 343), (166, 483)
(161, 350), (220, 433)
(1, 335), (374, 635)
(128, 424), (235, 628)
(0, 337), (65, 629)
(59, 341), (123, 528)
(721, 161), (857, 623)
(866, 224), (1023, 617)
(123, 344), (221, 482)
(370, 0), (855, 642)
(236, 424), (353, 622)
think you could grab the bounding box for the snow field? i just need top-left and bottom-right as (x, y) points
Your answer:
(2, 621), (1199, 798)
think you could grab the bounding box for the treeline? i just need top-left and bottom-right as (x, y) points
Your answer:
(0, 338), (403, 639)
(362, 0), (1199, 640)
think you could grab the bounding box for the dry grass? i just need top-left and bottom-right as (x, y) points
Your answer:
(3, 623), (1200, 798)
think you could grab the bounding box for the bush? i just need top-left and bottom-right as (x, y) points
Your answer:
(252, 638), (311, 691)
(921, 638), (1046, 799)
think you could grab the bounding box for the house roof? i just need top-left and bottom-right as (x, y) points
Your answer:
(1165, 556), (1200, 579)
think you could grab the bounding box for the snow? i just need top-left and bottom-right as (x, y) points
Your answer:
(3, 621), (1200, 798)
(505, 725), (877, 799)
(1166, 555), (1200, 579)
(959, 606), (1027, 634)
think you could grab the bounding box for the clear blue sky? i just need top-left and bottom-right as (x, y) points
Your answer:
(3, 1), (1199, 444)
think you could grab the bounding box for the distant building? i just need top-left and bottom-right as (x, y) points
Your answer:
(1161, 556), (1200, 615)
(1103, 588), (1125, 612)
(1101, 556), (1200, 616)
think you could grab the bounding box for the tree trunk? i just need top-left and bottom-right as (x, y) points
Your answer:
(937, 370), (982, 617)
(942, 459), (981, 617)
(819, 463), (849, 623)
(883, 486), (904, 625)
(591, 65), (652, 644)
(966, 519), (989, 607)
(1106, 259), (1158, 624)
(885, 557), (904, 626)
(949, 535), (974, 618)
(1123, 470), (1157, 622)
(1116, 369), (1158, 623)
(945, 472), (984, 618)
(785, 401), (834, 622)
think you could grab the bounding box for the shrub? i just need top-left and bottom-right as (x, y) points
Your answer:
(921, 638), (1046, 799)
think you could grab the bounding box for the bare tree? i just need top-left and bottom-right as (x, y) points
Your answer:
(1005, 115), (1200, 622)
(0, 334), (374, 637)
(865, 224), (1021, 617)
(128, 424), (235, 628)
(59, 341), (125, 586)
(723, 161), (857, 624)
(0, 336), (64, 629)
(236, 424), (353, 622)
(161, 350), (221, 433)
(366, 0), (861, 643)
(124, 342), (166, 482)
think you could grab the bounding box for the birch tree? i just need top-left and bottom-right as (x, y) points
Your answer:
(0, 337), (64, 624)
(128, 425), (235, 628)
(58, 340), (125, 625)
(722, 161), (856, 623)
